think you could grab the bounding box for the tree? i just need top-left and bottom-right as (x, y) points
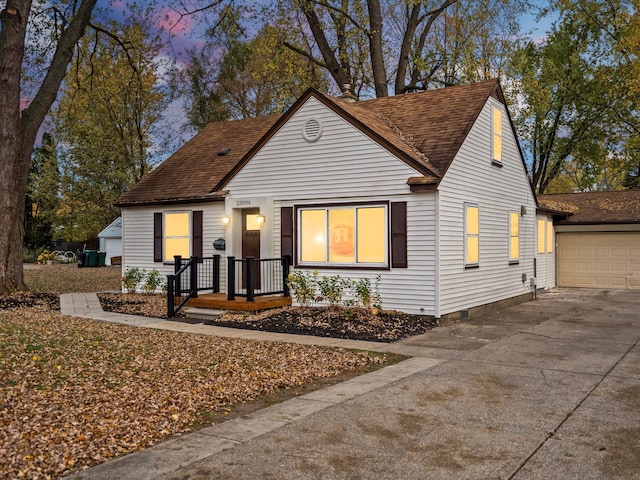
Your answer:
(277, 0), (527, 97)
(0, 0), (98, 293)
(25, 132), (60, 247)
(180, 5), (327, 127)
(53, 16), (167, 241)
(507, 0), (639, 193)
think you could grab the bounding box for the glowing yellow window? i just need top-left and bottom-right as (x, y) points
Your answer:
(465, 204), (479, 266)
(164, 212), (190, 261)
(547, 220), (553, 253)
(357, 207), (386, 263)
(493, 106), (502, 163)
(298, 205), (387, 266)
(300, 209), (326, 263)
(510, 212), (519, 261)
(537, 219), (546, 254)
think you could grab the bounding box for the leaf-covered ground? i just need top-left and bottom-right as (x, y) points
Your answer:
(0, 265), (394, 479)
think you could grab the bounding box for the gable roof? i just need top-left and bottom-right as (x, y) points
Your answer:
(116, 79), (504, 207)
(538, 191), (640, 224)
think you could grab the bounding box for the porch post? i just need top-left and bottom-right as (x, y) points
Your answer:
(282, 255), (291, 297)
(167, 274), (175, 319)
(227, 256), (236, 300)
(174, 255), (182, 295)
(190, 256), (198, 298)
(246, 256), (255, 302)
(213, 254), (220, 293)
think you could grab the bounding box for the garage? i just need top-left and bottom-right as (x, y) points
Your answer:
(557, 231), (640, 289)
(538, 190), (640, 291)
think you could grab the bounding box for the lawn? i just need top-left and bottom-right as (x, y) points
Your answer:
(1, 265), (394, 479)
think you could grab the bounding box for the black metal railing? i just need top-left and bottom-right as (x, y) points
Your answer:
(227, 256), (290, 302)
(167, 255), (221, 318)
(167, 254), (290, 318)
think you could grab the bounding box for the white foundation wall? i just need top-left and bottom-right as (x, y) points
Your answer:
(437, 97), (538, 316)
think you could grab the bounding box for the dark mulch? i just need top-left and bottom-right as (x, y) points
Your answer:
(208, 306), (438, 343)
(0, 292), (59, 311)
(97, 293), (437, 343)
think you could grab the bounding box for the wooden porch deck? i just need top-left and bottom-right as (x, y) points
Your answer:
(185, 293), (292, 312)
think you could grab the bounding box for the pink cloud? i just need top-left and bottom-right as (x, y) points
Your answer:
(20, 98), (31, 111)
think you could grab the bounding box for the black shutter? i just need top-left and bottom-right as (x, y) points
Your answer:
(281, 207), (294, 262)
(153, 212), (162, 262)
(192, 210), (203, 259)
(391, 202), (407, 268)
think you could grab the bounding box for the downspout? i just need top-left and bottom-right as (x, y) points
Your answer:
(435, 189), (440, 319)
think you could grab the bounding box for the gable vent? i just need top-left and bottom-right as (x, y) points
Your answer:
(302, 118), (323, 143)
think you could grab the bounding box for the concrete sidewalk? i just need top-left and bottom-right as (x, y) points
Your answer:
(63, 289), (640, 479)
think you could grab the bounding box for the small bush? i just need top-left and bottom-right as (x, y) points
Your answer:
(286, 270), (318, 307)
(317, 274), (350, 307)
(142, 269), (165, 294)
(122, 267), (145, 293)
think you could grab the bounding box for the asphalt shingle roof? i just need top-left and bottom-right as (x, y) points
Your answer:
(538, 191), (640, 224)
(115, 80), (502, 207)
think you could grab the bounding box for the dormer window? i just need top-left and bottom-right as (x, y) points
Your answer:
(492, 106), (503, 165)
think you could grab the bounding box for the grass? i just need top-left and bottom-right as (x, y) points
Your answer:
(1, 264), (400, 479)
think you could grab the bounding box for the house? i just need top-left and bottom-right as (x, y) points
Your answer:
(98, 217), (122, 265)
(115, 79), (549, 318)
(538, 191), (640, 289)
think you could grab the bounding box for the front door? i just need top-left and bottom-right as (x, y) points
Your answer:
(242, 209), (261, 289)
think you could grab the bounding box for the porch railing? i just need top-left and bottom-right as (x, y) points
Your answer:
(167, 254), (221, 318)
(166, 254), (290, 318)
(227, 256), (291, 302)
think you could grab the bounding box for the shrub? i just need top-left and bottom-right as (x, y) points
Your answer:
(122, 267), (145, 293)
(142, 269), (165, 294)
(286, 270), (318, 307)
(352, 275), (382, 311)
(36, 249), (56, 264)
(317, 274), (350, 307)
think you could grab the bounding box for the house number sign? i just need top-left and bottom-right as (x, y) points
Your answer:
(236, 200), (252, 206)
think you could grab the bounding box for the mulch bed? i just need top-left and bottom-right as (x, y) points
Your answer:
(0, 292), (59, 311)
(98, 293), (437, 343)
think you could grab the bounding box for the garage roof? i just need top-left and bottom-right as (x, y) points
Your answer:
(538, 191), (640, 225)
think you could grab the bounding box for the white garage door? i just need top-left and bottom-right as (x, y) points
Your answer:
(104, 238), (122, 266)
(557, 232), (640, 289)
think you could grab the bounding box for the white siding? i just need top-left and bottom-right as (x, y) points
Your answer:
(226, 97), (437, 315)
(535, 213), (556, 289)
(121, 203), (227, 291)
(437, 98), (537, 316)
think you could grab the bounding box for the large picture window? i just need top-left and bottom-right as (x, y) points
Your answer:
(298, 205), (388, 266)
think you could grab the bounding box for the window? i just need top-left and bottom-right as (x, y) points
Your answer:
(492, 106), (503, 163)
(297, 205), (387, 266)
(154, 211), (203, 263)
(509, 211), (519, 262)
(164, 212), (190, 261)
(465, 204), (479, 267)
(537, 219), (546, 254)
(537, 219), (554, 254)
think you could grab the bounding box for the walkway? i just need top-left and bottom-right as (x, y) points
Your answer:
(61, 289), (640, 479)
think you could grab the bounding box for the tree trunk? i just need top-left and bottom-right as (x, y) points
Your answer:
(0, 0), (97, 294)
(366, 0), (387, 97)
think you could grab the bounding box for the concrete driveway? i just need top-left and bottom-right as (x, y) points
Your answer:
(71, 289), (640, 479)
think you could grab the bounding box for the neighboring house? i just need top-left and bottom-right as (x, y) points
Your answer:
(98, 217), (122, 265)
(538, 191), (640, 289)
(115, 79), (544, 318)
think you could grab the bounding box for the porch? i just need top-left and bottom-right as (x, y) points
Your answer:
(184, 293), (292, 312)
(167, 254), (291, 318)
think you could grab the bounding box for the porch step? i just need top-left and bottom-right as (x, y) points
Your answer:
(183, 307), (225, 323)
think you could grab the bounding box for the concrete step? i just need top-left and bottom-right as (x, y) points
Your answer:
(183, 307), (225, 322)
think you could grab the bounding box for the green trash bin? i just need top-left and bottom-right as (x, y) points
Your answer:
(84, 250), (97, 267)
(97, 251), (106, 267)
